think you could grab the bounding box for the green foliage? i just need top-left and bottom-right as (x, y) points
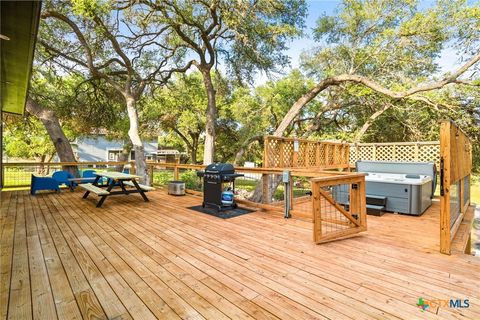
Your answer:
(3, 117), (56, 160)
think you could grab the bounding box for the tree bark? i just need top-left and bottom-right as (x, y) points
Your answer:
(125, 96), (149, 185)
(26, 98), (79, 176)
(200, 68), (217, 165)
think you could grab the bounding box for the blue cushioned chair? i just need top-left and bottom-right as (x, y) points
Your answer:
(30, 174), (60, 195)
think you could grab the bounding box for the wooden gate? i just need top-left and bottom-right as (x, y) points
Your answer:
(440, 121), (472, 254)
(311, 174), (367, 243)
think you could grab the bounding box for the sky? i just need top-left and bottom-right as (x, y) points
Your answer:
(255, 0), (464, 85)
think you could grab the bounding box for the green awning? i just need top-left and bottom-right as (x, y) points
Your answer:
(1, 1), (42, 115)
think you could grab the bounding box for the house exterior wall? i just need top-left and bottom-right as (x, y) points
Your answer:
(74, 136), (157, 162)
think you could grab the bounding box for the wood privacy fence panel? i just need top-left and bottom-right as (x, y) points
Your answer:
(350, 142), (440, 169)
(440, 121), (472, 255)
(263, 136), (350, 169)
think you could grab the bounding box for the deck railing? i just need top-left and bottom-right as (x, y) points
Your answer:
(263, 136), (350, 169)
(439, 121), (472, 255)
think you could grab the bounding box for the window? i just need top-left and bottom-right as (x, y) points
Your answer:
(108, 150), (121, 161)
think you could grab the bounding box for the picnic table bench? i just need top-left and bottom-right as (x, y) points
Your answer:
(78, 183), (110, 196)
(80, 172), (154, 207)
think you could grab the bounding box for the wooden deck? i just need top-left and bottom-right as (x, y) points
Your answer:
(1, 189), (480, 320)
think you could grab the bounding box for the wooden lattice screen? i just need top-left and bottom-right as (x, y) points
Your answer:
(350, 141), (440, 169)
(263, 136), (350, 169)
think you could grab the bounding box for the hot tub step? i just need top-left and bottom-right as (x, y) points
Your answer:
(366, 204), (386, 216)
(366, 194), (387, 206)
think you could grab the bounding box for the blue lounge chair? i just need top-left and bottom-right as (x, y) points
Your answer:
(30, 174), (60, 195)
(82, 170), (106, 185)
(52, 171), (75, 190)
(82, 169), (97, 180)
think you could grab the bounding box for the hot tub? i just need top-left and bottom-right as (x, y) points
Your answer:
(359, 161), (435, 215)
(363, 172), (432, 215)
(333, 161), (436, 216)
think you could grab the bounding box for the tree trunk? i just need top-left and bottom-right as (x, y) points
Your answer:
(200, 68), (217, 165)
(26, 97), (79, 176)
(114, 141), (131, 172)
(191, 147), (197, 164)
(125, 96), (149, 185)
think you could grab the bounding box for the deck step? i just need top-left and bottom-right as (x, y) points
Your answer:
(366, 204), (386, 216)
(123, 181), (155, 191)
(78, 183), (110, 196)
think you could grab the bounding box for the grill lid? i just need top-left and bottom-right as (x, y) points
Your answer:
(205, 163), (235, 174)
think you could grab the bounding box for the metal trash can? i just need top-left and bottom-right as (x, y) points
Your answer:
(168, 181), (185, 196)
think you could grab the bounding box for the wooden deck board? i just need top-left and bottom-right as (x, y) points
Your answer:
(1, 189), (479, 320)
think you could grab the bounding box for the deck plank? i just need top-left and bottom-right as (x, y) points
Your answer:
(24, 192), (58, 320)
(1, 189), (480, 320)
(7, 192), (32, 320)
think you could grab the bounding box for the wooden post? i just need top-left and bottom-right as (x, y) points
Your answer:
(173, 167), (179, 181)
(414, 143), (420, 161)
(288, 175), (293, 210)
(358, 179), (367, 229)
(148, 164), (154, 186)
(312, 181), (322, 243)
(263, 137), (269, 168)
(440, 121), (452, 255)
(349, 182), (359, 223)
(262, 174), (270, 204)
(372, 144), (376, 161)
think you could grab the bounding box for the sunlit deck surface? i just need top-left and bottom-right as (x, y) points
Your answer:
(1, 189), (479, 320)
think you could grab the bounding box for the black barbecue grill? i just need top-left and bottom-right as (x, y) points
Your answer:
(197, 163), (244, 211)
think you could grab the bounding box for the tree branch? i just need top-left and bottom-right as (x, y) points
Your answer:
(274, 51), (480, 137)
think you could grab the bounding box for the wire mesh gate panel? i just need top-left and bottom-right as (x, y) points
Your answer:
(263, 136), (350, 169)
(439, 121), (472, 254)
(311, 174), (367, 244)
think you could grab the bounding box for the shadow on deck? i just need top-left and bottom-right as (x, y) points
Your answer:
(1, 189), (479, 319)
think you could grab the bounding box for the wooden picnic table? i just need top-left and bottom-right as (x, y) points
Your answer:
(80, 171), (153, 207)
